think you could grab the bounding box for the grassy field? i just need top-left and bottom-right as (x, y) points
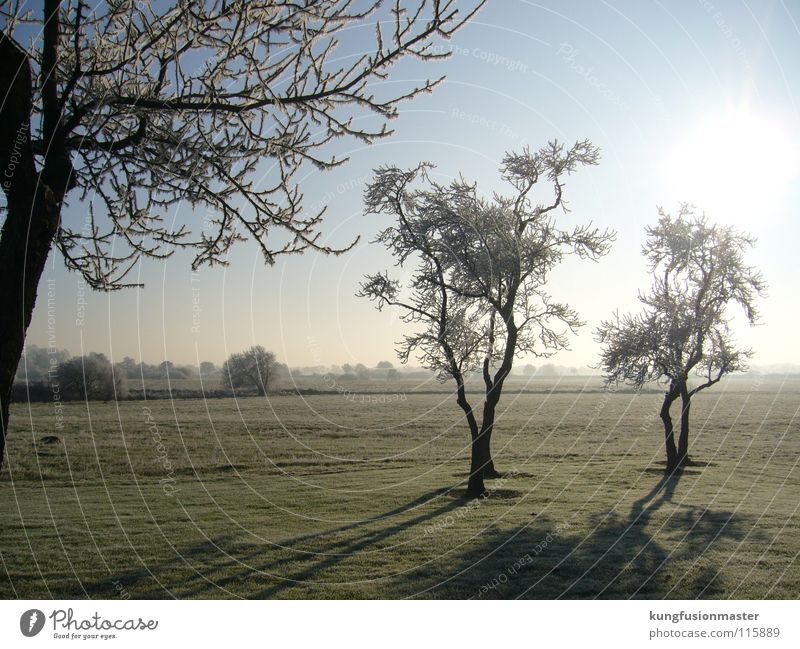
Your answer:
(1, 375), (798, 599)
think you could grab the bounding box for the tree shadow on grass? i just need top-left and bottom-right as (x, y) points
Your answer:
(406, 469), (763, 599)
(75, 486), (469, 598)
(75, 471), (761, 599)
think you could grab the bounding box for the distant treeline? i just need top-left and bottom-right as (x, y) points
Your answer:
(25, 344), (790, 405)
(13, 346), (222, 403)
(16, 345), (597, 384)
(10, 345), (617, 404)
(12, 347), (431, 403)
(11, 343), (779, 405)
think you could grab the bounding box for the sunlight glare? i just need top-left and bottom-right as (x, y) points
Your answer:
(664, 111), (797, 224)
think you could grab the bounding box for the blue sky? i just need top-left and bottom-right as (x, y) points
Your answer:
(25, 0), (800, 370)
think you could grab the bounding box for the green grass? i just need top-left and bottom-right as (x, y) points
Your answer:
(1, 375), (798, 599)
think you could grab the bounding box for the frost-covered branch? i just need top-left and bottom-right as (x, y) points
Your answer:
(0, 0), (485, 288)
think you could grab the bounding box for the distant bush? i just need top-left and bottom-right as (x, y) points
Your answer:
(116, 357), (198, 380)
(199, 361), (218, 377)
(58, 353), (127, 401)
(10, 381), (52, 403)
(221, 345), (282, 395)
(15, 344), (70, 382)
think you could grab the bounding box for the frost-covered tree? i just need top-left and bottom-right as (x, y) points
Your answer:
(596, 206), (766, 471)
(359, 141), (614, 496)
(15, 344), (70, 382)
(0, 0), (485, 466)
(199, 361), (218, 378)
(221, 345), (278, 396)
(58, 352), (127, 400)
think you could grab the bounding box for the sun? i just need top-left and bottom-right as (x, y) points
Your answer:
(663, 110), (797, 224)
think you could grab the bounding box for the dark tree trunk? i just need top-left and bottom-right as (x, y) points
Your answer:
(467, 431), (489, 497)
(457, 391), (487, 498)
(482, 438), (500, 479)
(677, 383), (691, 466)
(479, 396), (502, 479)
(479, 310), (501, 480)
(0, 13), (68, 469)
(659, 382), (680, 473)
(0, 35), (40, 468)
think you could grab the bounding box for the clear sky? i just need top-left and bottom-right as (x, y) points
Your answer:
(25, 0), (800, 370)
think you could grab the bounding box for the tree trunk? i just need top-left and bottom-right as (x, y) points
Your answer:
(659, 382), (680, 473)
(677, 383), (691, 466)
(479, 397), (501, 479)
(482, 436), (500, 478)
(467, 432), (489, 498)
(0, 26), (65, 469)
(457, 391), (487, 498)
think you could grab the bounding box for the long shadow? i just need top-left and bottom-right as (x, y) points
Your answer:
(74, 486), (467, 598)
(73, 469), (762, 599)
(253, 488), (467, 598)
(400, 468), (762, 598)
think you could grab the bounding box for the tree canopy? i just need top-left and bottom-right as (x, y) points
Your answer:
(596, 205), (766, 469)
(1, 0), (485, 288)
(359, 141), (615, 494)
(597, 205), (765, 392)
(0, 0), (484, 466)
(221, 345), (280, 396)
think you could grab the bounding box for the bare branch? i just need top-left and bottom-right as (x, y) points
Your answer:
(597, 206), (766, 394)
(360, 139), (612, 419)
(1, 0), (486, 288)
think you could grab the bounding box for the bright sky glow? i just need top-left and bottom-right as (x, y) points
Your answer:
(664, 109), (798, 225)
(21, 0), (800, 371)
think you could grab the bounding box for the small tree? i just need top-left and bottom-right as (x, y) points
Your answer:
(58, 352), (126, 400)
(596, 205), (766, 471)
(116, 356), (139, 379)
(221, 346), (278, 396)
(16, 344), (70, 382)
(0, 0), (484, 467)
(359, 141), (614, 496)
(199, 361), (217, 377)
(157, 361), (175, 378)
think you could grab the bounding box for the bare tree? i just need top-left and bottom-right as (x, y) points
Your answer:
(596, 205), (766, 472)
(0, 0), (485, 466)
(15, 344), (70, 382)
(59, 352), (127, 400)
(359, 141), (614, 496)
(199, 361), (218, 378)
(221, 345), (278, 396)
